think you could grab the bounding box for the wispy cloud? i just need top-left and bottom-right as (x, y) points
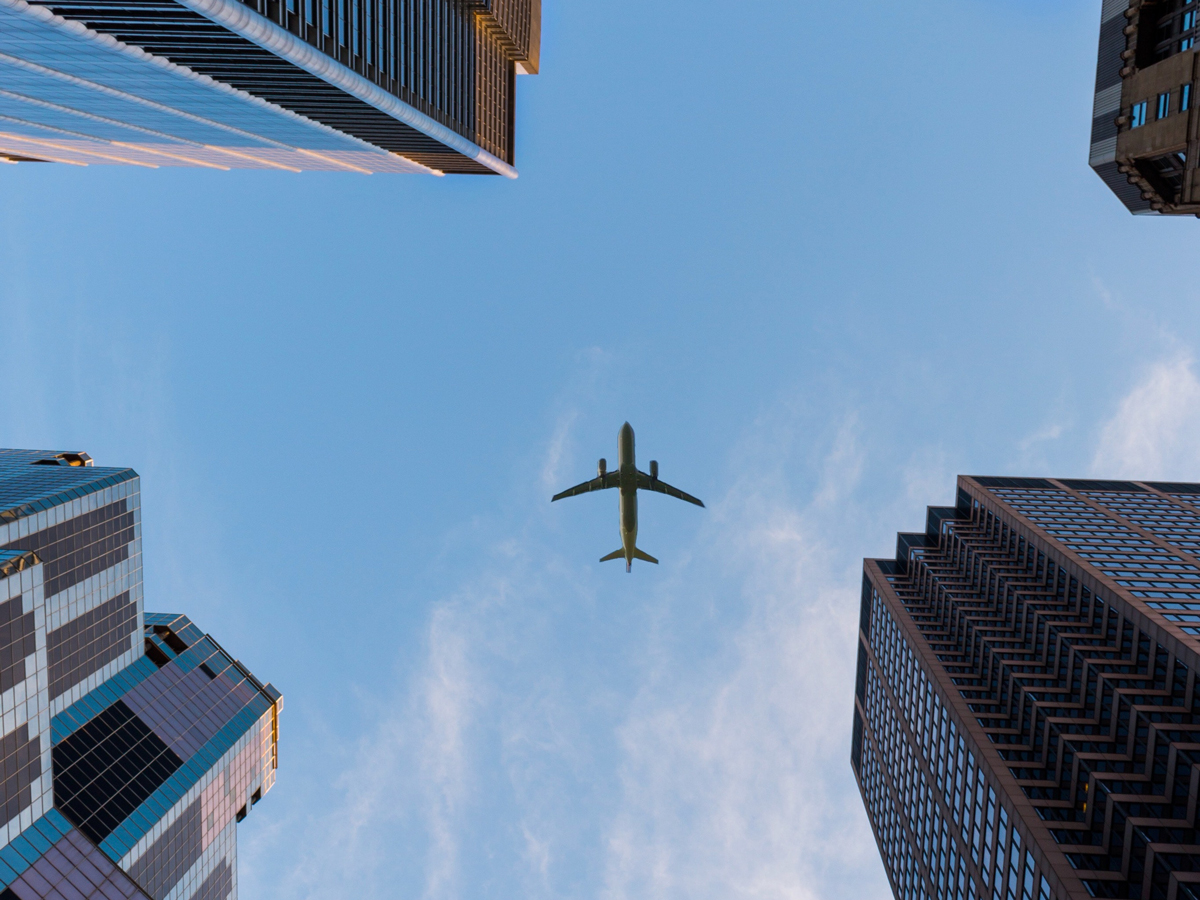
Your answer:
(541, 409), (579, 494)
(418, 605), (478, 900)
(1018, 422), (1064, 456)
(599, 413), (892, 900)
(266, 419), (590, 900)
(269, 579), (493, 900)
(1092, 353), (1200, 480)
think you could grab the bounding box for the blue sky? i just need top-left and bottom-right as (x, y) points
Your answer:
(4, 0), (1200, 898)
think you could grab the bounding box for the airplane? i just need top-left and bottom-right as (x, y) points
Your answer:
(552, 422), (703, 572)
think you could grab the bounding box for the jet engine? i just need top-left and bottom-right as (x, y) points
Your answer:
(649, 460), (658, 480)
(598, 458), (607, 477)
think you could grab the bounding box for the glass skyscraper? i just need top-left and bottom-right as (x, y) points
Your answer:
(855, 476), (1200, 900)
(0, 0), (539, 174)
(0, 449), (280, 900)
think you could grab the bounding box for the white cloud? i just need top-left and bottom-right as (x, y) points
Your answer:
(1019, 423), (1064, 453)
(1092, 355), (1200, 480)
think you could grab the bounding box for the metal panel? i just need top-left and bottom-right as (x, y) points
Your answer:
(1094, 13), (1127, 93)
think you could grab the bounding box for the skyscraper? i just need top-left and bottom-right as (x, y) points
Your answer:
(0, 449), (280, 900)
(0, 0), (539, 174)
(853, 476), (1200, 900)
(1090, 0), (1200, 214)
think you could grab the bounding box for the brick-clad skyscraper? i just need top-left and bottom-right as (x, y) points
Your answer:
(853, 476), (1200, 900)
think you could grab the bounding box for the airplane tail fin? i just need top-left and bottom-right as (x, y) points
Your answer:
(599, 547), (657, 572)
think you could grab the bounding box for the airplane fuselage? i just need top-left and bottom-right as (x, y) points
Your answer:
(618, 422), (638, 562)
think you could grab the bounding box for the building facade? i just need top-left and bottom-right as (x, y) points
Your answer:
(854, 476), (1200, 900)
(0, 0), (539, 174)
(1091, 0), (1200, 214)
(0, 449), (280, 900)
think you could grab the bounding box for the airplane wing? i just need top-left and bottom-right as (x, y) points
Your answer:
(552, 472), (620, 501)
(636, 472), (704, 507)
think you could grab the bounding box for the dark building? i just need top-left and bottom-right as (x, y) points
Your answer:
(853, 476), (1200, 900)
(0, 0), (539, 174)
(0, 449), (280, 900)
(1091, 0), (1200, 214)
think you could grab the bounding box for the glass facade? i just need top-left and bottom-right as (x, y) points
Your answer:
(0, 449), (281, 900)
(0, 0), (537, 174)
(855, 476), (1200, 900)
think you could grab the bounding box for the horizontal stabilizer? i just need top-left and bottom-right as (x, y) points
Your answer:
(600, 548), (625, 562)
(633, 548), (658, 564)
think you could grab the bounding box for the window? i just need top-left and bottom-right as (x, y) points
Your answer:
(365, 0), (372, 63)
(1186, 10), (1198, 30)
(1184, 37), (1196, 51)
(1159, 92), (1172, 119)
(1132, 101), (1148, 128)
(1184, 84), (1192, 111)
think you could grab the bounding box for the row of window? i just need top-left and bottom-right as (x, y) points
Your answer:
(1082, 489), (1200, 562)
(860, 592), (1054, 900)
(258, 0), (518, 160)
(993, 490), (1167, 557)
(1150, 0), (1199, 61)
(1131, 84), (1192, 128)
(990, 486), (1200, 604)
(861, 648), (976, 900)
(860, 675), (970, 900)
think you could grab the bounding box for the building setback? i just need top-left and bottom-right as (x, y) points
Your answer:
(0, 0), (539, 174)
(1091, 0), (1200, 214)
(853, 476), (1200, 900)
(0, 449), (280, 900)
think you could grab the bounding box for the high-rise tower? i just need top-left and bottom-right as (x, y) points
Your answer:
(0, 0), (539, 174)
(1091, 0), (1200, 214)
(854, 476), (1200, 900)
(0, 449), (280, 900)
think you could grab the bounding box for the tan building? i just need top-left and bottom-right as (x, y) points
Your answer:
(1091, 0), (1200, 214)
